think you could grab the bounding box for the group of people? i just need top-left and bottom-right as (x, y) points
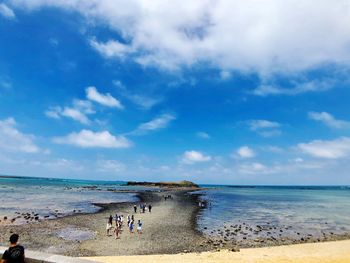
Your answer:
(134, 203), (152, 213)
(106, 203), (152, 239)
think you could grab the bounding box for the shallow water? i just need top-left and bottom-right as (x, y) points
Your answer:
(195, 186), (350, 241)
(0, 176), (142, 223)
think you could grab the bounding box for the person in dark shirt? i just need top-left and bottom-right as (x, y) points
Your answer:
(148, 204), (152, 213)
(1, 234), (25, 263)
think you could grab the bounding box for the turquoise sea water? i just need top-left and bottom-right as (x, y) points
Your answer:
(0, 176), (141, 223)
(1, 176), (350, 241)
(194, 185), (350, 241)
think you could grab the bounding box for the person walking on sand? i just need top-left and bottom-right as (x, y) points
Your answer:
(133, 204), (137, 213)
(115, 214), (119, 225)
(106, 218), (112, 236)
(114, 223), (120, 239)
(148, 204), (152, 213)
(127, 214), (130, 226)
(129, 220), (134, 233)
(1, 234), (25, 263)
(137, 220), (143, 234)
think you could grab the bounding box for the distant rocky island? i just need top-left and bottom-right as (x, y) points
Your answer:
(126, 180), (199, 188)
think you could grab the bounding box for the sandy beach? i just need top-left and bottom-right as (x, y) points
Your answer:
(0, 186), (349, 259)
(85, 239), (350, 263)
(0, 189), (218, 256)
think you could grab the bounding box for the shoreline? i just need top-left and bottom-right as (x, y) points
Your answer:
(1, 187), (350, 257)
(0, 189), (217, 256)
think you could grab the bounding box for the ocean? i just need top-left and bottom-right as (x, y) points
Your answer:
(194, 185), (350, 242)
(0, 176), (143, 224)
(1, 176), (350, 241)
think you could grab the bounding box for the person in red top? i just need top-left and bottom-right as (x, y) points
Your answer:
(1, 234), (25, 263)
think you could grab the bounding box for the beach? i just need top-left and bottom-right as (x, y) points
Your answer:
(85, 239), (350, 263)
(1, 180), (350, 259)
(0, 189), (218, 256)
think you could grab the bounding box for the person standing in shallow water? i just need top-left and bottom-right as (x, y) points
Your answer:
(1, 234), (25, 263)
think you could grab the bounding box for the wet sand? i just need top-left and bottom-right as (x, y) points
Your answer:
(0, 190), (219, 256)
(0, 188), (349, 258)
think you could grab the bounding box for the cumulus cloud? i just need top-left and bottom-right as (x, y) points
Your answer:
(133, 114), (175, 134)
(53, 129), (132, 148)
(237, 146), (255, 158)
(45, 99), (94, 125)
(308, 111), (350, 129)
(181, 150), (211, 164)
(0, 3), (15, 19)
(11, 0), (350, 75)
(0, 118), (40, 153)
(86, 86), (123, 109)
(297, 137), (350, 159)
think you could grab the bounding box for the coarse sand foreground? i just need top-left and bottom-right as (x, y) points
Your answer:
(84, 239), (350, 263)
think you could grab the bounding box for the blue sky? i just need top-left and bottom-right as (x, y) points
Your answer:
(1, 1), (350, 184)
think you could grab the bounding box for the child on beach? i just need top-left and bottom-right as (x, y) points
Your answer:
(137, 220), (142, 234)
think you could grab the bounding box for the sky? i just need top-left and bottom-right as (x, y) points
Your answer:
(1, 0), (350, 184)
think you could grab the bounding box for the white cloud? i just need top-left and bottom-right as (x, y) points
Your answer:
(248, 120), (280, 130)
(0, 3), (15, 19)
(45, 99), (94, 125)
(61, 107), (90, 124)
(86, 86), (123, 109)
(113, 80), (163, 110)
(297, 137), (350, 159)
(247, 119), (281, 137)
(11, 0), (350, 75)
(238, 162), (269, 174)
(181, 150), (211, 164)
(237, 146), (255, 158)
(90, 39), (132, 59)
(0, 118), (40, 153)
(308, 111), (350, 129)
(134, 114), (175, 134)
(252, 79), (333, 96)
(196, 131), (210, 139)
(53, 129), (132, 148)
